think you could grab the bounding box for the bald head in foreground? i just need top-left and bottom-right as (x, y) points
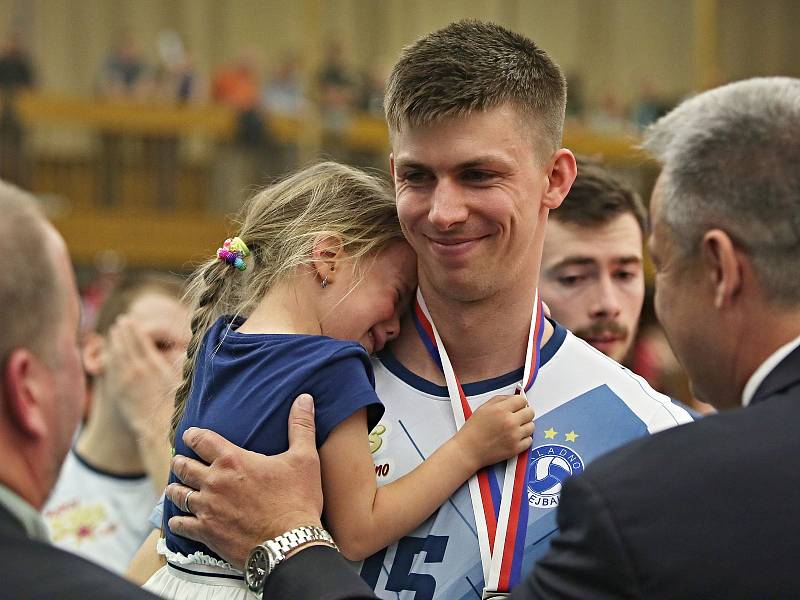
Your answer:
(0, 182), (158, 598)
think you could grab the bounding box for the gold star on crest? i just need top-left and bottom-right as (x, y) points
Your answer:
(565, 430), (579, 442)
(544, 427), (558, 439)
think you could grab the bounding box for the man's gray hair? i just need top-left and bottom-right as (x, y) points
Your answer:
(643, 77), (800, 304)
(0, 181), (61, 369)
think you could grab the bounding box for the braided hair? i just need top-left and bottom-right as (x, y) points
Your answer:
(169, 162), (403, 446)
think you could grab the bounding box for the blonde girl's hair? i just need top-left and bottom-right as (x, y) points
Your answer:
(170, 161), (403, 445)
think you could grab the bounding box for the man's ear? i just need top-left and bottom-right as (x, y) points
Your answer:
(389, 152), (396, 181)
(700, 229), (743, 309)
(311, 234), (346, 285)
(81, 332), (105, 378)
(3, 348), (50, 440)
(542, 149), (577, 210)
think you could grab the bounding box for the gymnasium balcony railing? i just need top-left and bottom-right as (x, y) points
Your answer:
(0, 92), (648, 269)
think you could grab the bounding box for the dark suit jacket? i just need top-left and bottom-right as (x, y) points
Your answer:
(0, 502), (158, 599)
(266, 545), (378, 599)
(523, 345), (800, 600)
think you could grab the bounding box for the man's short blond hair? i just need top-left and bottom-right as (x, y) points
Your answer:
(384, 20), (567, 157)
(0, 181), (61, 368)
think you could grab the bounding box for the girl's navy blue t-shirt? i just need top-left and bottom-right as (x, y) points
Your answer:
(164, 315), (384, 560)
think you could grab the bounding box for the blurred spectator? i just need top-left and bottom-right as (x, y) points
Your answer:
(565, 73), (585, 122)
(43, 273), (190, 575)
(99, 33), (152, 100)
(357, 62), (387, 117)
(153, 30), (204, 104)
(0, 30), (35, 93)
(0, 31), (33, 184)
(148, 31), (203, 208)
(632, 79), (671, 129)
(96, 33), (153, 205)
(212, 48), (260, 110)
(79, 250), (126, 336)
(263, 51), (308, 117)
(213, 48), (266, 148)
(587, 91), (633, 134)
(316, 39), (356, 131)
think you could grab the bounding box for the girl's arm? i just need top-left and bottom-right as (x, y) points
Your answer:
(125, 528), (165, 584)
(319, 394), (534, 561)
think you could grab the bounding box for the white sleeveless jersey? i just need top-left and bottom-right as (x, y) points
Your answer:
(356, 321), (692, 599)
(43, 449), (158, 574)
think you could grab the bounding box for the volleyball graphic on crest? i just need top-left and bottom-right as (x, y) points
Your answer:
(528, 444), (585, 508)
(533, 455), (571, 495)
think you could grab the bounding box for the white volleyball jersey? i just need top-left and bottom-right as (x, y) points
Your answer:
(357, 320), (692, 600)
(43, 449), (158, 574)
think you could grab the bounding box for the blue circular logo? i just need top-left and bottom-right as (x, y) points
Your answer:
(527, 444), (584, 508)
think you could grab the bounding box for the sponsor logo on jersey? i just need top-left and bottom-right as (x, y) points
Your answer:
(44, 500), (117, 543)
(373, 459), (394, 481)
(369, 423), (388, 455)
(527, 444), (584, 508)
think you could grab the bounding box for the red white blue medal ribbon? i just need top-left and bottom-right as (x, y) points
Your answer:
(412, 288), (545, 592)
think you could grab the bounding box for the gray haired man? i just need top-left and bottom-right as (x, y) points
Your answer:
(526, 77), (800, 599)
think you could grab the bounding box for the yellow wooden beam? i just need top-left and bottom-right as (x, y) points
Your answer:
(12, 93), (647, 163)
(15, 93), (236, 138)
(51, 211), (234, 268)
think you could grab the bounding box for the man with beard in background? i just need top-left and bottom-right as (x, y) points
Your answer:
(540, 157), (645, 365)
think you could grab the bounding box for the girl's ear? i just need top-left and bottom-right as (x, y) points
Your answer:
(311, 235), (346, 285)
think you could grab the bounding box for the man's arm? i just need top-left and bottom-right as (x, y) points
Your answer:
(165, 394), (378, 599)
(104, 317), (180, 493)
(266, 545), (377, 600)
(516, 473), (639, 600)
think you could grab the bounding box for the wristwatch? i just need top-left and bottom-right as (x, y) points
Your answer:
(245, 525), (337, 596)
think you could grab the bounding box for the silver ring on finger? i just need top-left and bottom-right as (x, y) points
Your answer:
(183, 489), (196, 514)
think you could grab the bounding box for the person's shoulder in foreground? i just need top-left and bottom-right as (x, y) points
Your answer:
(524, 73), (800, 599)
(0, 504), (158, 599)
(265, 545), (378, 600)
(0, 181), (159, 595)
(524, 377), (800, 600)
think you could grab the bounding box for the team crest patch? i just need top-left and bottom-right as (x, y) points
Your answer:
(527, 444), (584, 508)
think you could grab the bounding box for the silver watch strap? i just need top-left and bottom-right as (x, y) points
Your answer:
(268, 525), (338, 559)
(247, 525), (338, 598)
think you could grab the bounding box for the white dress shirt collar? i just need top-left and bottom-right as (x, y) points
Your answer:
(742, 334), (800, 407)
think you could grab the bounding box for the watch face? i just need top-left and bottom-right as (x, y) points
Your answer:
(245, 546), (269, 592)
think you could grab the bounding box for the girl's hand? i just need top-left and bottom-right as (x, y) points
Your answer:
(454, 393), (535, 472)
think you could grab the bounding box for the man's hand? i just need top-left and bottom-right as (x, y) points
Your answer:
(101, 316), (181, 490)
(166, 394), (323, 568)
(102, 316), (180, 431)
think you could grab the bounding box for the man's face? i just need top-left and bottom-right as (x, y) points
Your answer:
(391, 105), (550, 302)
(43, 229), (86, 484)
(541, 213), (645, 362)
(648, 176), (713, 403)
